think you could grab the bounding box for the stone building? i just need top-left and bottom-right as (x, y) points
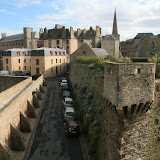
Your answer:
(101, 9), (120, 58)
(120, 33), (160, 57)
(2, 47), (68, 77)
(70, 42), (109, 62)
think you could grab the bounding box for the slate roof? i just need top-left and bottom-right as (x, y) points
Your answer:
(134, 33), (154, 39)
(1, 32), (39, 42)
(103, 35), (118, 40)
(3, 47), (67, 56)
(93, 48), (109, 56)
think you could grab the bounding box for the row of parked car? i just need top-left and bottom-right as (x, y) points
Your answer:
(60, 78), (80, 136)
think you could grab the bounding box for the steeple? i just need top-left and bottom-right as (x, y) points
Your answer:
(112, 9), (118, 36)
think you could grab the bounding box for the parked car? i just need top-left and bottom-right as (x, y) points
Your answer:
(32, 74), (41, 80)
(62, 97), (73, 108)
(0, 70), (9, 76)
(62, 90), (70, 98)
(60, 79), (67, 86)
(64, 107), (75, 121)
(61, 84), (69, 91)
(20, 72), (31, 76)
(64, 120), (80, 136)
(61, 77), (67, 81)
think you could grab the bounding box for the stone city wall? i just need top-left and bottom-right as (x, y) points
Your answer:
(69, 61), (160, 160)
(69, 63), (122, 160)
(0, 75), (45, 160)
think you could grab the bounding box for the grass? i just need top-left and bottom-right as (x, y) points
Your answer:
(76, 56), (131, 70)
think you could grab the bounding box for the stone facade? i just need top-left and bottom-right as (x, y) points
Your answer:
(103, 62), (155, 110)
(69, 61), (159, 160)
(120, 33), (160, 58)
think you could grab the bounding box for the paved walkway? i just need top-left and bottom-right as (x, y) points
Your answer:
(28, 76), (84, 160)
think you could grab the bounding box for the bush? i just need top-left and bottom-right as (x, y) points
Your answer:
(131, 57), (148, 62)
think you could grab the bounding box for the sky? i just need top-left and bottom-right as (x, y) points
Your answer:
(0, 0), (160, 41)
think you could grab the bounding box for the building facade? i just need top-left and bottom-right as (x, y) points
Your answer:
(101, 9), (120, 58)
(120, 33), (160, 58)
(2, 47), (68, 78)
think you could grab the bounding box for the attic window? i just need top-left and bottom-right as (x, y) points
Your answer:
(59, 51), (61, 55)
(36, 50), (39, 55)
(50, 50), (53, 55)
(17, 51), (20, 56)
(63, 51), (65, 55)
(83, 51), (86, 55)
(6, 51), (8, 56)
(23, 51), (26, 56)
(55, 51), (57, 55)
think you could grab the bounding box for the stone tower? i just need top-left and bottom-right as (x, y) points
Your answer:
(23, 27), (31, 48)
(112, 9), (120, 40)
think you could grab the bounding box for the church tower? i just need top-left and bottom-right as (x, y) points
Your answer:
(112, 9), (120, 40)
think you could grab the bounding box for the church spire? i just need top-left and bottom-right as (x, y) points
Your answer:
(112, 9), (118, 36)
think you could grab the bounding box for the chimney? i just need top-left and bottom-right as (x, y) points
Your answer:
(70, 27), (74, 39)
(1, 33), (6, 38)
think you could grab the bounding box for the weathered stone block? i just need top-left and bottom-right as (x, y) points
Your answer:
(20, 112), (31, 132)
(27, 101), (36, 118)
(10, 124), (25, 151)
(32, 94), (40, 108)
(0, 140), (13, 160)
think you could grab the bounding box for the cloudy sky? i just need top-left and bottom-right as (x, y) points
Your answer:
(0, 0), (160, 41)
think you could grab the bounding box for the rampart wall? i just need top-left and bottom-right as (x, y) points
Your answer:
(0, 76), (47, 160)
(0, 76), (27, 93)
(69, 62), (160, 160)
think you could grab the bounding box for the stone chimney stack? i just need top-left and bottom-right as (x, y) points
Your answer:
(39, 28), (43, 34)
(1, 33), (6, 38)
(44, 27), (48, 40)
(70, 27), (74, 39)
(77, 28), (81, 38)
(83, 29), (86, 38)
(62, 26), (66, 39)
(96, 26), (101, 37)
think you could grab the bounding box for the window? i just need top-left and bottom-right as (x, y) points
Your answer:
(56, 59), (57, 63)
(24, 59), (26, 63)
(83, 51), (86, 55)
(30, 66), (31, 70)
(64, 59), (65, 63)
(60, 66), (61, 71)
(51, 59), (53, 64)
(19, 66), (21, 71)
(36, 68), (40, 74)
(51, 67), (53, 72)
(6, 59), (8, 64)
(6, 66), (8, 70)
(59, 51), (61, 55)
(36, 59), (39, 65)
(18, 59), (20, 63)
(55, 51), (57, 55)
(60, 59), (61, 63)
(30, 59), (31, 62)
(24, 66), (26, 70)
(63, 51), (65, 55)
(56, 40), (59, 45)
(66, 40), (69, 45)
(66, 46), (69, 53)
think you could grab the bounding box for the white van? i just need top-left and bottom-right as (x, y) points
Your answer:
(0, 70), (9, 76)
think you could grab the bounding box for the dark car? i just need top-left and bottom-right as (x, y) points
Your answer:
(61, 83), (69, 90)
(20, 72), (31, 76)
(32, 74), (41, 80)
(64, 120), (80, 136)
(62, 90), (70, 98)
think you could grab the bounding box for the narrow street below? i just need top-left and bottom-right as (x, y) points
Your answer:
(28, 76), (84, 160)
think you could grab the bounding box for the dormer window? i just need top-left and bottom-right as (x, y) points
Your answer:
(63, 51), (65, 55)
(50, 50), (53, 55)
(55, 51), (57, 55)
(59, 51), (61, 55)
(17, 51), (20, 56)
(23, 51), (26, 56)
